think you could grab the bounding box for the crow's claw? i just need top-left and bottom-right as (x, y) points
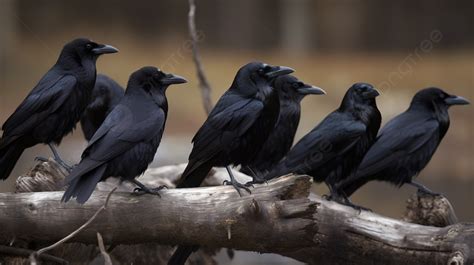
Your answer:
(244, 182), (255, 188)
(35, 156), (48, 162)
(132, 185), (166, 197)
(417, 188), (441, 197)
(343, 202), (372, 213)
(223, 179), (252, 197)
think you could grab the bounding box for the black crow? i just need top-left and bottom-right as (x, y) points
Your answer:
(62, 66), (187, 204)
(80, 74), (125, 141)
(265, 83), (381, 205)
(338, 87), (470, 197)
(0, 38), (118, 180)
(241, 74), (326, 183)
(169, 62), (293, 265)
(175, 62), (293, 192)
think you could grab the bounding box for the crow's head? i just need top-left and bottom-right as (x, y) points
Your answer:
(341, 83), (380, 109)
(129, 66), (187, 93)
(273, 75), (325, 102)
(60, 38), (118, 64)
(232, 61), (294, 100)
(411, 87), (470, 111)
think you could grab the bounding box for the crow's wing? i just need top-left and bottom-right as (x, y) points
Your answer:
(65, 104), (165, 183)
(2, 74), (77, 138)
(355, 113), (439, 178)
(186, 96), (263, 171)
(278, 112), (367, 173)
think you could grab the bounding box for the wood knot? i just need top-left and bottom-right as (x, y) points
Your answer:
(447, 251), (464, 265)
(236, 199), (263, 220)
(279, 175), (312, 200)
(27, 202), (37, 213)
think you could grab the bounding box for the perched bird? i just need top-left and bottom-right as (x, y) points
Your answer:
(265, 83), (381, 206)
(241, 74), (326, 182)
(62, 67), (187, 204)
(175, 62), (293, 192)
(80, 74), (124, 141)
(0, 38), (118, 180)
(338, 88), (470, 197)
(169, 62), (293, 265)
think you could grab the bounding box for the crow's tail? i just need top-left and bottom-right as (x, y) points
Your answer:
(62, 163), (107, 204)
(168, 245), (199, 265)
(0, 140), (26, 180)
(176, 161), (212, 188)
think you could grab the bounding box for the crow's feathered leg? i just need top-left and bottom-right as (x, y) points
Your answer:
(324, 182), (371, 212)
(409, 181), (441, 196)
(336, 190), (372, 212)
(36, 143), (73, 172)
(223, 166), (251, 196)
(322, 180), (338, 200)
(131, 179), (167, 197)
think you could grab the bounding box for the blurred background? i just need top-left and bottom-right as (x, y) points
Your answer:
(0, 0), (473, 264)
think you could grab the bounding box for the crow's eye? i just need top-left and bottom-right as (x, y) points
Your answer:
(85, 43), (93, 49)
(257, 69), (265, 75)
(292, 82), (300, 89)
(439, 93), (446, 99)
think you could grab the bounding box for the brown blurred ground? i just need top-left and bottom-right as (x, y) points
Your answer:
(0, 1), (473, 263)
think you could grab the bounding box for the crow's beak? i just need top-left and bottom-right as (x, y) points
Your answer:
(92, 44), (119, 55)
(363, 87), (380, 98)
(297, 85), (326, 95)
(265, 66), (294, 79)
(445, 95), (470, 106)
(161, 74), (188, 85)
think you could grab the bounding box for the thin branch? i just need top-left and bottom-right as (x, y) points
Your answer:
(0, 245), (68, 264)
(29, 187), (117, 263)
(188, 0), (213, 114)
(97, 232), (113, 265)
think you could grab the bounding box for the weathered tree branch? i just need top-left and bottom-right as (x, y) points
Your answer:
(5, 160), (218, 265)
(1, 165), (473, 265)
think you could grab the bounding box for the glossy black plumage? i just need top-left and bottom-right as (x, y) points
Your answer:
(80, 74), (124, 141)
(175, 62), (293, 189)
(265, 83), (381, 200)
(240, 75), (325, 179)
(170, 62), (293, 265)
(62, 67), (187, 204)
(339, 87), (470, 197)
(0, 38), (118, 180)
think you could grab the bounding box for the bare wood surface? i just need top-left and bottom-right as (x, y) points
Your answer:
(6, 160), (217, 265)
(403, 191), (459, 227)
(1, 165), (473, 265)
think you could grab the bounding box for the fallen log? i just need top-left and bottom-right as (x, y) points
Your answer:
(0, 161), (473, 265)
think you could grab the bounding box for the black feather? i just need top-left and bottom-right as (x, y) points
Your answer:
(62, 66), (184, 203)
(339, 87), (469, 196)
(0, 38), (117, 180)
(265, 83), (381, 196)
(80, 74), (124, 141)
